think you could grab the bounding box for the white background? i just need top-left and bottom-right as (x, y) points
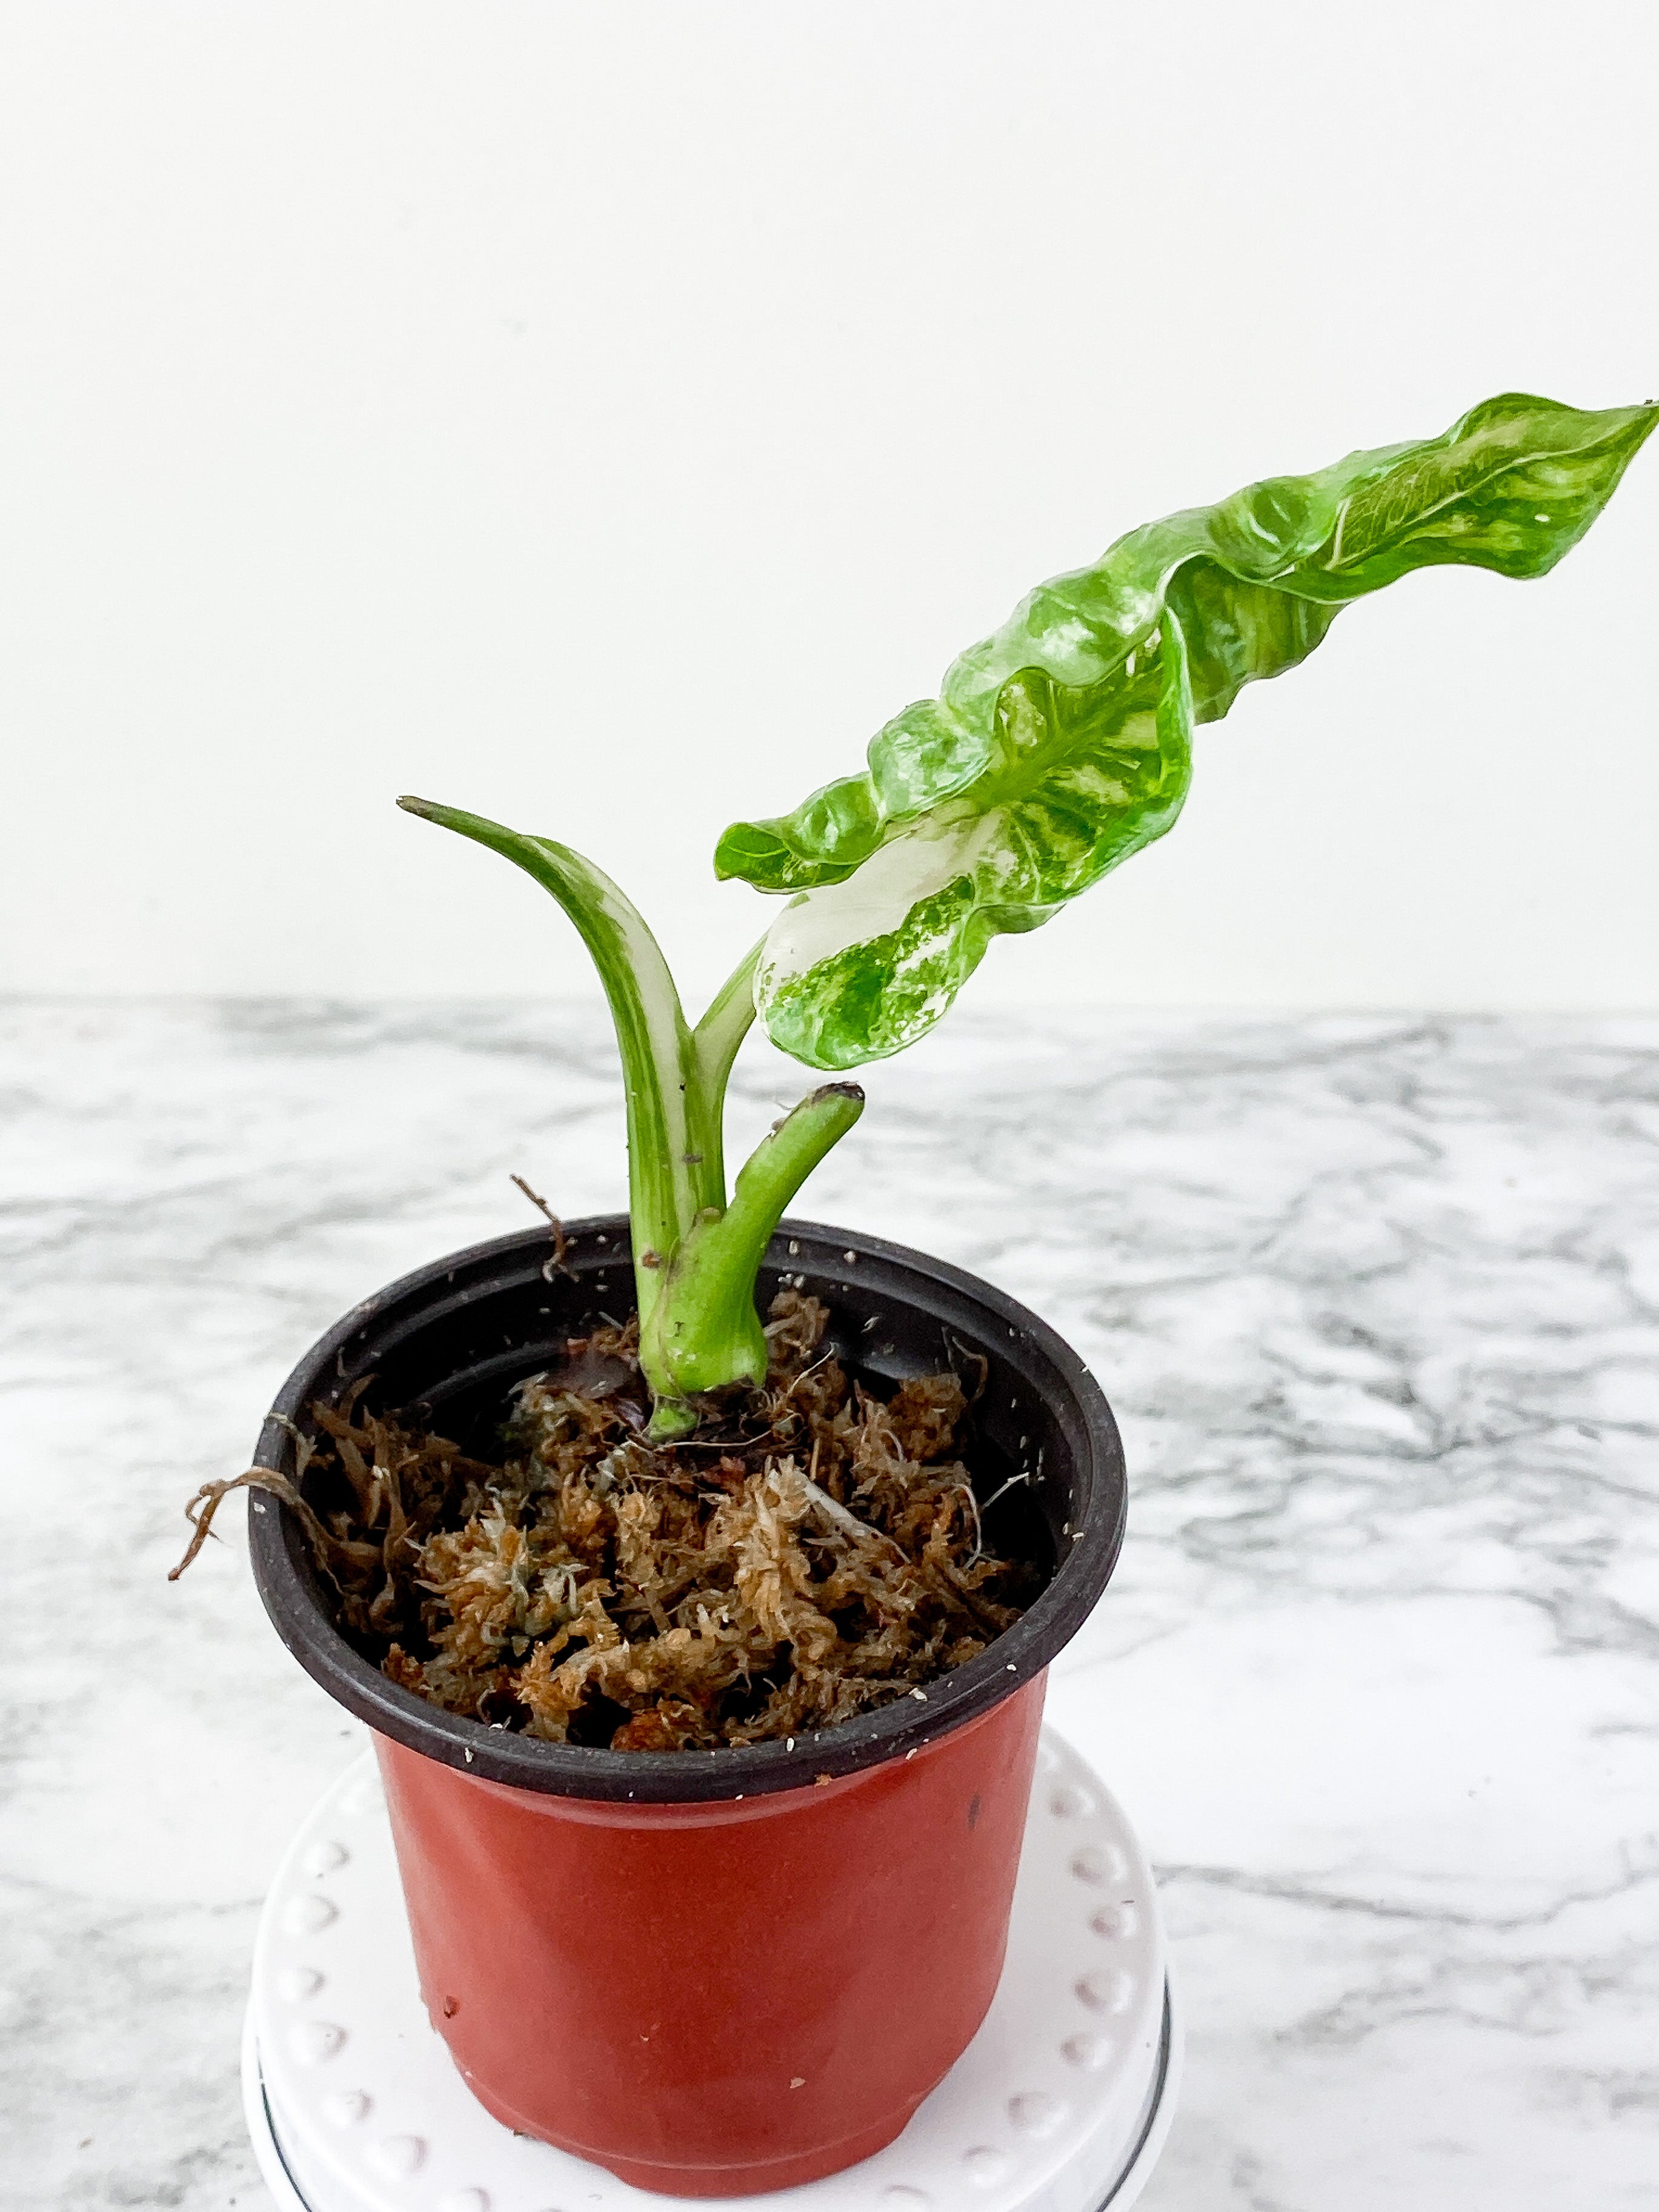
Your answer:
(1, 1), (1655, 1016)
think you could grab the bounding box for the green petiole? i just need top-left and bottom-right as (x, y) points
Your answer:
(396, 797), (861, 1429)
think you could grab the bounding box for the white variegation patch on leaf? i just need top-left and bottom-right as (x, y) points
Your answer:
(756, 812), (1006, 1069)
(718, 391), (1657, 1069)
(754, 621), (1194, 1066)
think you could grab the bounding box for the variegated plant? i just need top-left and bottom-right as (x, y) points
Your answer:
(404, 390), (1654, 1435)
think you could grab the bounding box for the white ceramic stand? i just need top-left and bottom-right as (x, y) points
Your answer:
(242, 1730), (1180, 2212)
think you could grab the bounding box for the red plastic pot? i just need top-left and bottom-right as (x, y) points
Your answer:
(374, 1681), (1045, 2194)
(252, 1217), (1125, 2197)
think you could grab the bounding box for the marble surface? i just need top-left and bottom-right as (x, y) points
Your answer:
(2, 998), (1656, 2212)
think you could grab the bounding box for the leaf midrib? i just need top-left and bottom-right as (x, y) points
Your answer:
(1323, 419), (1614, 576)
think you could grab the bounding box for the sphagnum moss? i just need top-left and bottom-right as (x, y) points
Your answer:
(182, 1292), (1033, 1752)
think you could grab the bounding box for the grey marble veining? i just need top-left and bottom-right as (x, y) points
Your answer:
(1, 1000), (1656, 2211)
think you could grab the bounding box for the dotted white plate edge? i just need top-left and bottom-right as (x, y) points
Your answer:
(244, 1730), (1182, 2212)
(244, 1981), (1180, 2212)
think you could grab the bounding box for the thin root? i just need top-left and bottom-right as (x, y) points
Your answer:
(168, 1467), (325, 1581)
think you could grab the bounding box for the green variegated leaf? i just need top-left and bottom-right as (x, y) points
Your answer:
(720, 392), (1655, 1069)
(754, 620), (1194, 1068)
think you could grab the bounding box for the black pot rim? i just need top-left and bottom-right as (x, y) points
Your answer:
(249, 1215), (1125, 1802)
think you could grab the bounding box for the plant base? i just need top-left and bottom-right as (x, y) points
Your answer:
(242, 1730), (1180, 2210)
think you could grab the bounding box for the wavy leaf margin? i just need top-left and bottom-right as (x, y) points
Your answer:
(719, 393), (1655, 1069)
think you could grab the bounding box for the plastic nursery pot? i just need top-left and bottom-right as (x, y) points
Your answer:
(250, 1217), (1126, 2200)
